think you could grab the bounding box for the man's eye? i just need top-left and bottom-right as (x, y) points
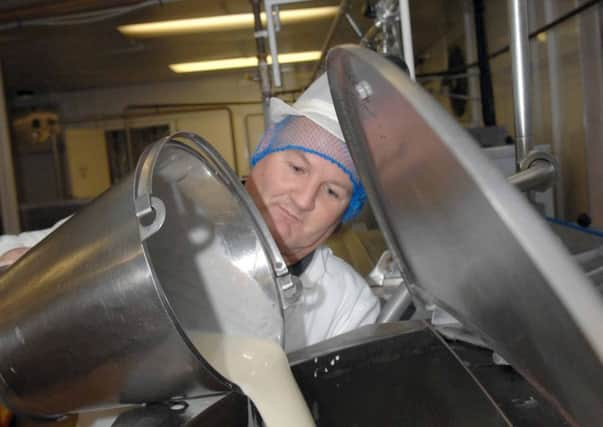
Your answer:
(288, 163), (304, 173)
(326, 186), (340, 200)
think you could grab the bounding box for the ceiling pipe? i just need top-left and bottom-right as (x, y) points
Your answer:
(507, 0), (532, 168)
(251, 0), (272, 130)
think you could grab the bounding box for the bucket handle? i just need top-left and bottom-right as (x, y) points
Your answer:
(134, 194), (166, 241)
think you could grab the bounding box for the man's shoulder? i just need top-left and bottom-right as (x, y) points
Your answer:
(309, 245), (372, 293)
(314, 245), (362, 275)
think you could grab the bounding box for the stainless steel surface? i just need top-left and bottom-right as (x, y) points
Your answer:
(376, 286), (412, 322)
(368, 250), (414, 322)
(507, 160), (556, 192)
(264, 0), (281, 87)
(506, 148), (558, 192)
(0, 132), (291, 416)
(326, 45), (603, 426)
(0, 61), (20, 233)
(263, 0), (310, 88)
(507, 0), (532, 167)
(398, 0), (415, 80)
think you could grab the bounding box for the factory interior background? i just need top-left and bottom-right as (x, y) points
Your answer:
(0, 0), (601, 236)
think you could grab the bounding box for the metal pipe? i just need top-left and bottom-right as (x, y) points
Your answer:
(344, 12), (363, 38)
(309, 0), (349, 84)
(545, 0), (565, 219)
(0, 61), (20, 233)
(507, 0), (532, 168)
(507, 160), (555, 192)
(263, 1), (281, 88)
(398, 0), (415, 80)
(251, 0), (272, 127)
(360, 21), (382, 47)
(473, 0), (496, 126)
(377, 286), (413, 322)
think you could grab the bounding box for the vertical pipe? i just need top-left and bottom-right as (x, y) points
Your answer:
(463, 0), (482, 127)
(473, 0), (497, 126)
(251, 0), (272, 130)
(545, 0), (565, 219)
(263, 1), (282, 88)
(507, 0), (532, 168)
(0, 62), (20, 233)
(399, 0), (416, 80)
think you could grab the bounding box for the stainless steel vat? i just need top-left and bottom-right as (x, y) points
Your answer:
(0, 132), (295, 417)
(326, 45), (603, 426)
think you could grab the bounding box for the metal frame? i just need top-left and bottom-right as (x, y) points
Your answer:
(398, 0), (415, 80)
(506, 0), (557, 191)
(263, 0), (309, 88)
(507, 0), (532, 166)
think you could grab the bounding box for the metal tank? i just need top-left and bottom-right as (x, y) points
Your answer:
(319, 45), (603, 426)
(0, 132), (298, 417)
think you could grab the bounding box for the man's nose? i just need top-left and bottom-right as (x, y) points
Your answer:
(291, 180), (319, 211)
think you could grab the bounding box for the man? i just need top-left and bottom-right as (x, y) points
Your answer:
(0, 74), (379, 352)
(246, 74), (379, 351)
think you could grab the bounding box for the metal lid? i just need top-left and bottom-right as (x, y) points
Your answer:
(326, 45), (603, 425)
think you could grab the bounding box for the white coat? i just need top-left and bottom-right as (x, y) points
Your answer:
(284, 245), (380, 352)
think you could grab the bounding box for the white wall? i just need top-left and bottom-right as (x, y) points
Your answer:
(13, 71), (303, 178)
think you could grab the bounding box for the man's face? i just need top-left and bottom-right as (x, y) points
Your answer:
(246, 150), (352, 264)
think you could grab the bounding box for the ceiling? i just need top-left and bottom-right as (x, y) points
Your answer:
(0, 0), (454, 98)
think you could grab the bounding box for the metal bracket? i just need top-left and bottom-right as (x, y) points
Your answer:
(276, 274), (303, 310)
(135, 195), (166, 242)
(507, 149), (558, 192)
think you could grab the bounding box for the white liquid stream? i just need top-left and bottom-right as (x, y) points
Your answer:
(190, 333), (315, 427)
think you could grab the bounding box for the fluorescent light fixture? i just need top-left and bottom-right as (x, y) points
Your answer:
(170, 51), (321, 73)
(118, 6), (338, 37)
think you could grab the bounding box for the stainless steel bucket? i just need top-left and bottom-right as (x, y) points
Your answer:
(0, 132), (298, 417)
